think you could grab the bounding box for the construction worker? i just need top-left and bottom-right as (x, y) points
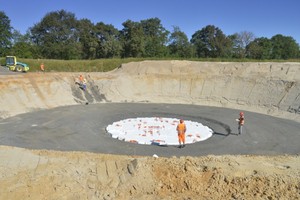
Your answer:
(40, 63), (45, 72)
(236, 112), (245, 134)
(76, 74), (87, 91)
(79, 74), (84, 83)
(176, 119), (186, 148)
(82, 78), (87, 91)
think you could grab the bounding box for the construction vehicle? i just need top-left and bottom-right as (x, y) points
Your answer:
(6, 56), (29, 72)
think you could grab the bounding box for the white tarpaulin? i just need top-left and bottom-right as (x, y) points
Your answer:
(106, 117), (213, 145)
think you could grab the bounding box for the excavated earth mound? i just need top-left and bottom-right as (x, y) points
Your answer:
(0, 61), (300, 199)
(0, 146), (299, 200)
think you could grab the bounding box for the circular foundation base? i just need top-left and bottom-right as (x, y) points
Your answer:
(106, 117), (213, 145)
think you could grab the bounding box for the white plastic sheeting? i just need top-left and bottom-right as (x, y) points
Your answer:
(106, 117), (213, 145)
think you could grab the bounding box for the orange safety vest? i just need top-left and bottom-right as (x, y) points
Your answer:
(79, 75), (84, 82)
(177, 123), (186, 134)
(239, 117), (245, 125)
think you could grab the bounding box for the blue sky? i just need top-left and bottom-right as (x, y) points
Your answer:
(1, 0), (300, 44)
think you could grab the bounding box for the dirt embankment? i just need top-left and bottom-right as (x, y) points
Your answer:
(0, 146), (299, 200)
(101, 61), (300, 122)
(1, 61), (299, 122)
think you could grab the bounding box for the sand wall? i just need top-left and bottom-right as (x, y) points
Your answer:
(0, 61), (299, 122)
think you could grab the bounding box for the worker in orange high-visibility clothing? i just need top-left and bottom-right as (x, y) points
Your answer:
(79, 74), (84, 83)
(236, 112), (245, 135)
(77, 74), (87, 91)
(40, 63), (45, 72)
(176, 119), (186, 148)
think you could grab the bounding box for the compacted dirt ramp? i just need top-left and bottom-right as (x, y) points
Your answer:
(0, 61), (299, 199)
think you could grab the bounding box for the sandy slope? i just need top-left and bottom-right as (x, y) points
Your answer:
(1, 61), (299, 121)
(0, 146), (299, 200)
(0, 61), (300, 199)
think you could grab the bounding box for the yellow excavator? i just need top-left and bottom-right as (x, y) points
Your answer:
(6, 56), (29, 72)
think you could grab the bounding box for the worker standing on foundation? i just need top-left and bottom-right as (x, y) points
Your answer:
(236, 112), (245, 135)
(176, 119), (186, 148)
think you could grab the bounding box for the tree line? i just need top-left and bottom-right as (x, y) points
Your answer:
(1, 9), (299, 60)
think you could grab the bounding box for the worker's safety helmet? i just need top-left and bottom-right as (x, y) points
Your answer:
(240, 112), (244, 116)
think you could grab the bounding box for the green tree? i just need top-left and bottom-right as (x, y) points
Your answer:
(120, 20), (145, 57)
(30, 10), (81, 59)
(271, 34), (299, 59)
(246, 37), (272, 59)
(140, 18), (169, 57)
(191, 25), (231, 58)
(168, 26), (192, 58)
(77, 19), (98, 59)
(229, 31), (255, 58)
(9, 30), (36, 58)
(0, 11), (13, 56)
(95, 22), (121, 58)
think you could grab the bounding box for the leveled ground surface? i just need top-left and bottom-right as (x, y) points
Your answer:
(0, 103), (299, 157)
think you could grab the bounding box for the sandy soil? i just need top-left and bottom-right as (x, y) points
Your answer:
(0, 61), (300, 199)
(0, 145), (299, 200)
